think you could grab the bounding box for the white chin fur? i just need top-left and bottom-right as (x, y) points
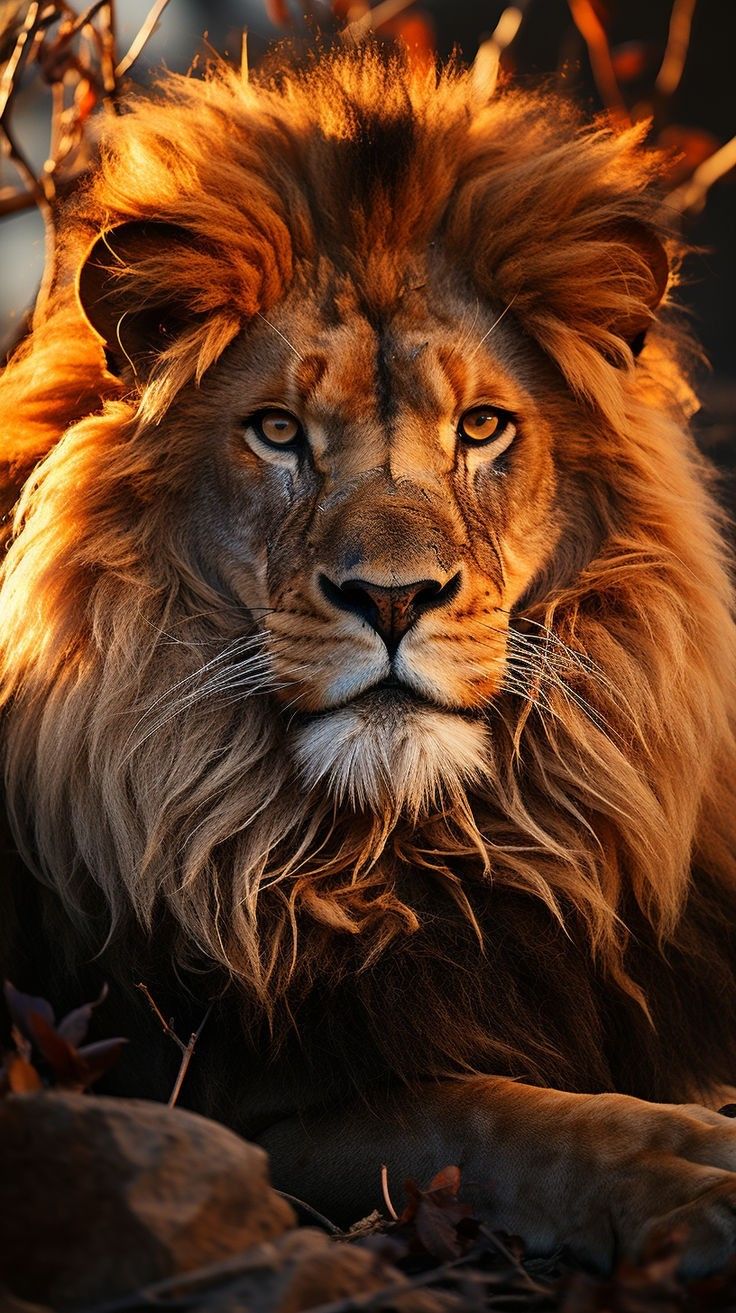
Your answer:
(291, 696), (488, 817)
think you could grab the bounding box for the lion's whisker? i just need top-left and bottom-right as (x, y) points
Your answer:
(256, 310), (305, 362)
(469, 293), (518, 358)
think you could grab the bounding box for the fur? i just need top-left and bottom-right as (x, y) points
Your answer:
(1, 45), (735, 1116)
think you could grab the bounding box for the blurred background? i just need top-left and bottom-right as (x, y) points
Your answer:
(1, 0), (733, 478)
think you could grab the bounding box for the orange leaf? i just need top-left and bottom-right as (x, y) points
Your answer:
(6, 1053), (43, 1094)
(427, 1165), (462, 1197)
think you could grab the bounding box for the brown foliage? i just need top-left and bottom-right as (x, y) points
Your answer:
(0, 980), (126, 1093)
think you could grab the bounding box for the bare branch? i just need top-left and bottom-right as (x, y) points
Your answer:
(115, 0), (171, 79)
(567, 0), (629, 125)
(167, 1003), (213, 1107)
(0, 1), (42, 120)
(62, 0), (111, 44)
(380, 1163), (399, 1221)
(472, 3), (531, 103)
(341, 0), (416, 42)
(98, 2), (117, 99)
(0, 183), (38, 216)
(656, 0), (698, 100)
(668, 134), (736, 215)
(275, 1190), (344, 1234)
(135, 980), (186, 1050)
(135, 980), (212, 1108)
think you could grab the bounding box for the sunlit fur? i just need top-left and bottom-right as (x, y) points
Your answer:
(0, 46), (735, 1083)
(292, 699), (489, 820)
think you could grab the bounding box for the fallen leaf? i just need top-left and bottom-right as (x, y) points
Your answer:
(57, 983), (109, 1048)
(6, 1053), (43, 1094)
(4, 981), (55, 1040)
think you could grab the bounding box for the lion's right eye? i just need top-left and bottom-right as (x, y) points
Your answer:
(245, 409), (306, 451)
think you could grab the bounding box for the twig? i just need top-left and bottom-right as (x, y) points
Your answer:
(0, 2), (42, 119)
(567, 0), (629, 125)
(341, 0), (416, 42)
(135, 979), (181, 1045)
(98, 1), (117, 99)
(0, 0), (174, 238)
(115, 0), (171, 79)
(276, 1189), (344, 1235)
(667, 133), (736, 215)
(380, 1163), (399, 1221)
(135, 980), (212, 1107)
(479, 1225), (550, 1296)
(0, 184), (37, 216)
(655, 0), (698, 99)
(471, 2), (530, 102)
(63, 0), (111, 43)
(0, 3), (57, 310)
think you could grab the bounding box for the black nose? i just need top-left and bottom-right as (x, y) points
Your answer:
(319, 572), (461, 655)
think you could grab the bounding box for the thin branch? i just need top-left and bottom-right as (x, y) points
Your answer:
(135, 980), (212, 1107)
(62, 0), (111, 43)
(380, 1163), (399, 1221)
(667, 133), (736, 214)
(0, 1), (42, 120)
(655, 0), (698, 99)
(479, 1226), (549, 1296)
(276, 1190), (344, 1235)
(472, 2), (530, 102)
(341, 0), (416, 42)
(0, 3), (58, 311)
(167, 1004), (213, 1107)
(136, 980), (184, 1049)
(96, 2), (116, 102)
(567, 0), (629, 125)
(0, 184), (38, 216)
(115, 0), (171, 79)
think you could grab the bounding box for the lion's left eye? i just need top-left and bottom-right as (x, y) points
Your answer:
(246, 408), (306, 450)
(457, 406), (516, 450)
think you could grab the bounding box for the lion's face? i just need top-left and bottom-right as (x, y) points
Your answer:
(181, 257), (575, 814)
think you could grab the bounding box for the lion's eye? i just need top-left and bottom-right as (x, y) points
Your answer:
(457, 406), (516, 450)
(248, 409), (305, 450)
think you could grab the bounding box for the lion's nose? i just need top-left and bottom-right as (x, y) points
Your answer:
(318, 572), (461, 655)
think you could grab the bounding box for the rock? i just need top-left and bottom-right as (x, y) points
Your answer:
(273, 1231), (451, 1313)
(190, 1229), (453, 1312)
(0, 1091), (294, 1309)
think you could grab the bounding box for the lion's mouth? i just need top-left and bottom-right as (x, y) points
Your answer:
(354, 679), (431, 711)
(341, 678), (480, 720)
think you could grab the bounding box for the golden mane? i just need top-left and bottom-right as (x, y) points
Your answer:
(1, 46), (735, 1086)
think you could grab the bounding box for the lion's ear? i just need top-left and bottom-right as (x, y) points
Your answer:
(77, 221), (199, 377)
(608, 220), (670, 358)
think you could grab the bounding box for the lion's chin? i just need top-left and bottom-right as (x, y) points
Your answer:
(290, 690), (489, 817)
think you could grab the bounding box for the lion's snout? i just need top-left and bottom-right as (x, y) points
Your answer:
(316, 570), (462, 655)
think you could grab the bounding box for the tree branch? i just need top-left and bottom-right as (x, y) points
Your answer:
(135, 980), (212, 1107)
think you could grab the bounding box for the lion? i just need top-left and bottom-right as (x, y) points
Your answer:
(2, 43), (736, 1275)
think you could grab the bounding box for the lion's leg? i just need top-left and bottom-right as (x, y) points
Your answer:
(258, 1076), (736, 1275)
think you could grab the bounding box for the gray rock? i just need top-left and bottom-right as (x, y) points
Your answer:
(0, 1091), (295, 1309)
(190, 1229), (454, 1313)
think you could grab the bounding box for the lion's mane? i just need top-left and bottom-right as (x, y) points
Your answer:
(1, 47), (736, 1102)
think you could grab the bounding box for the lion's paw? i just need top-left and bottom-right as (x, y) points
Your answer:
(584, 1096), (736, 1275)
